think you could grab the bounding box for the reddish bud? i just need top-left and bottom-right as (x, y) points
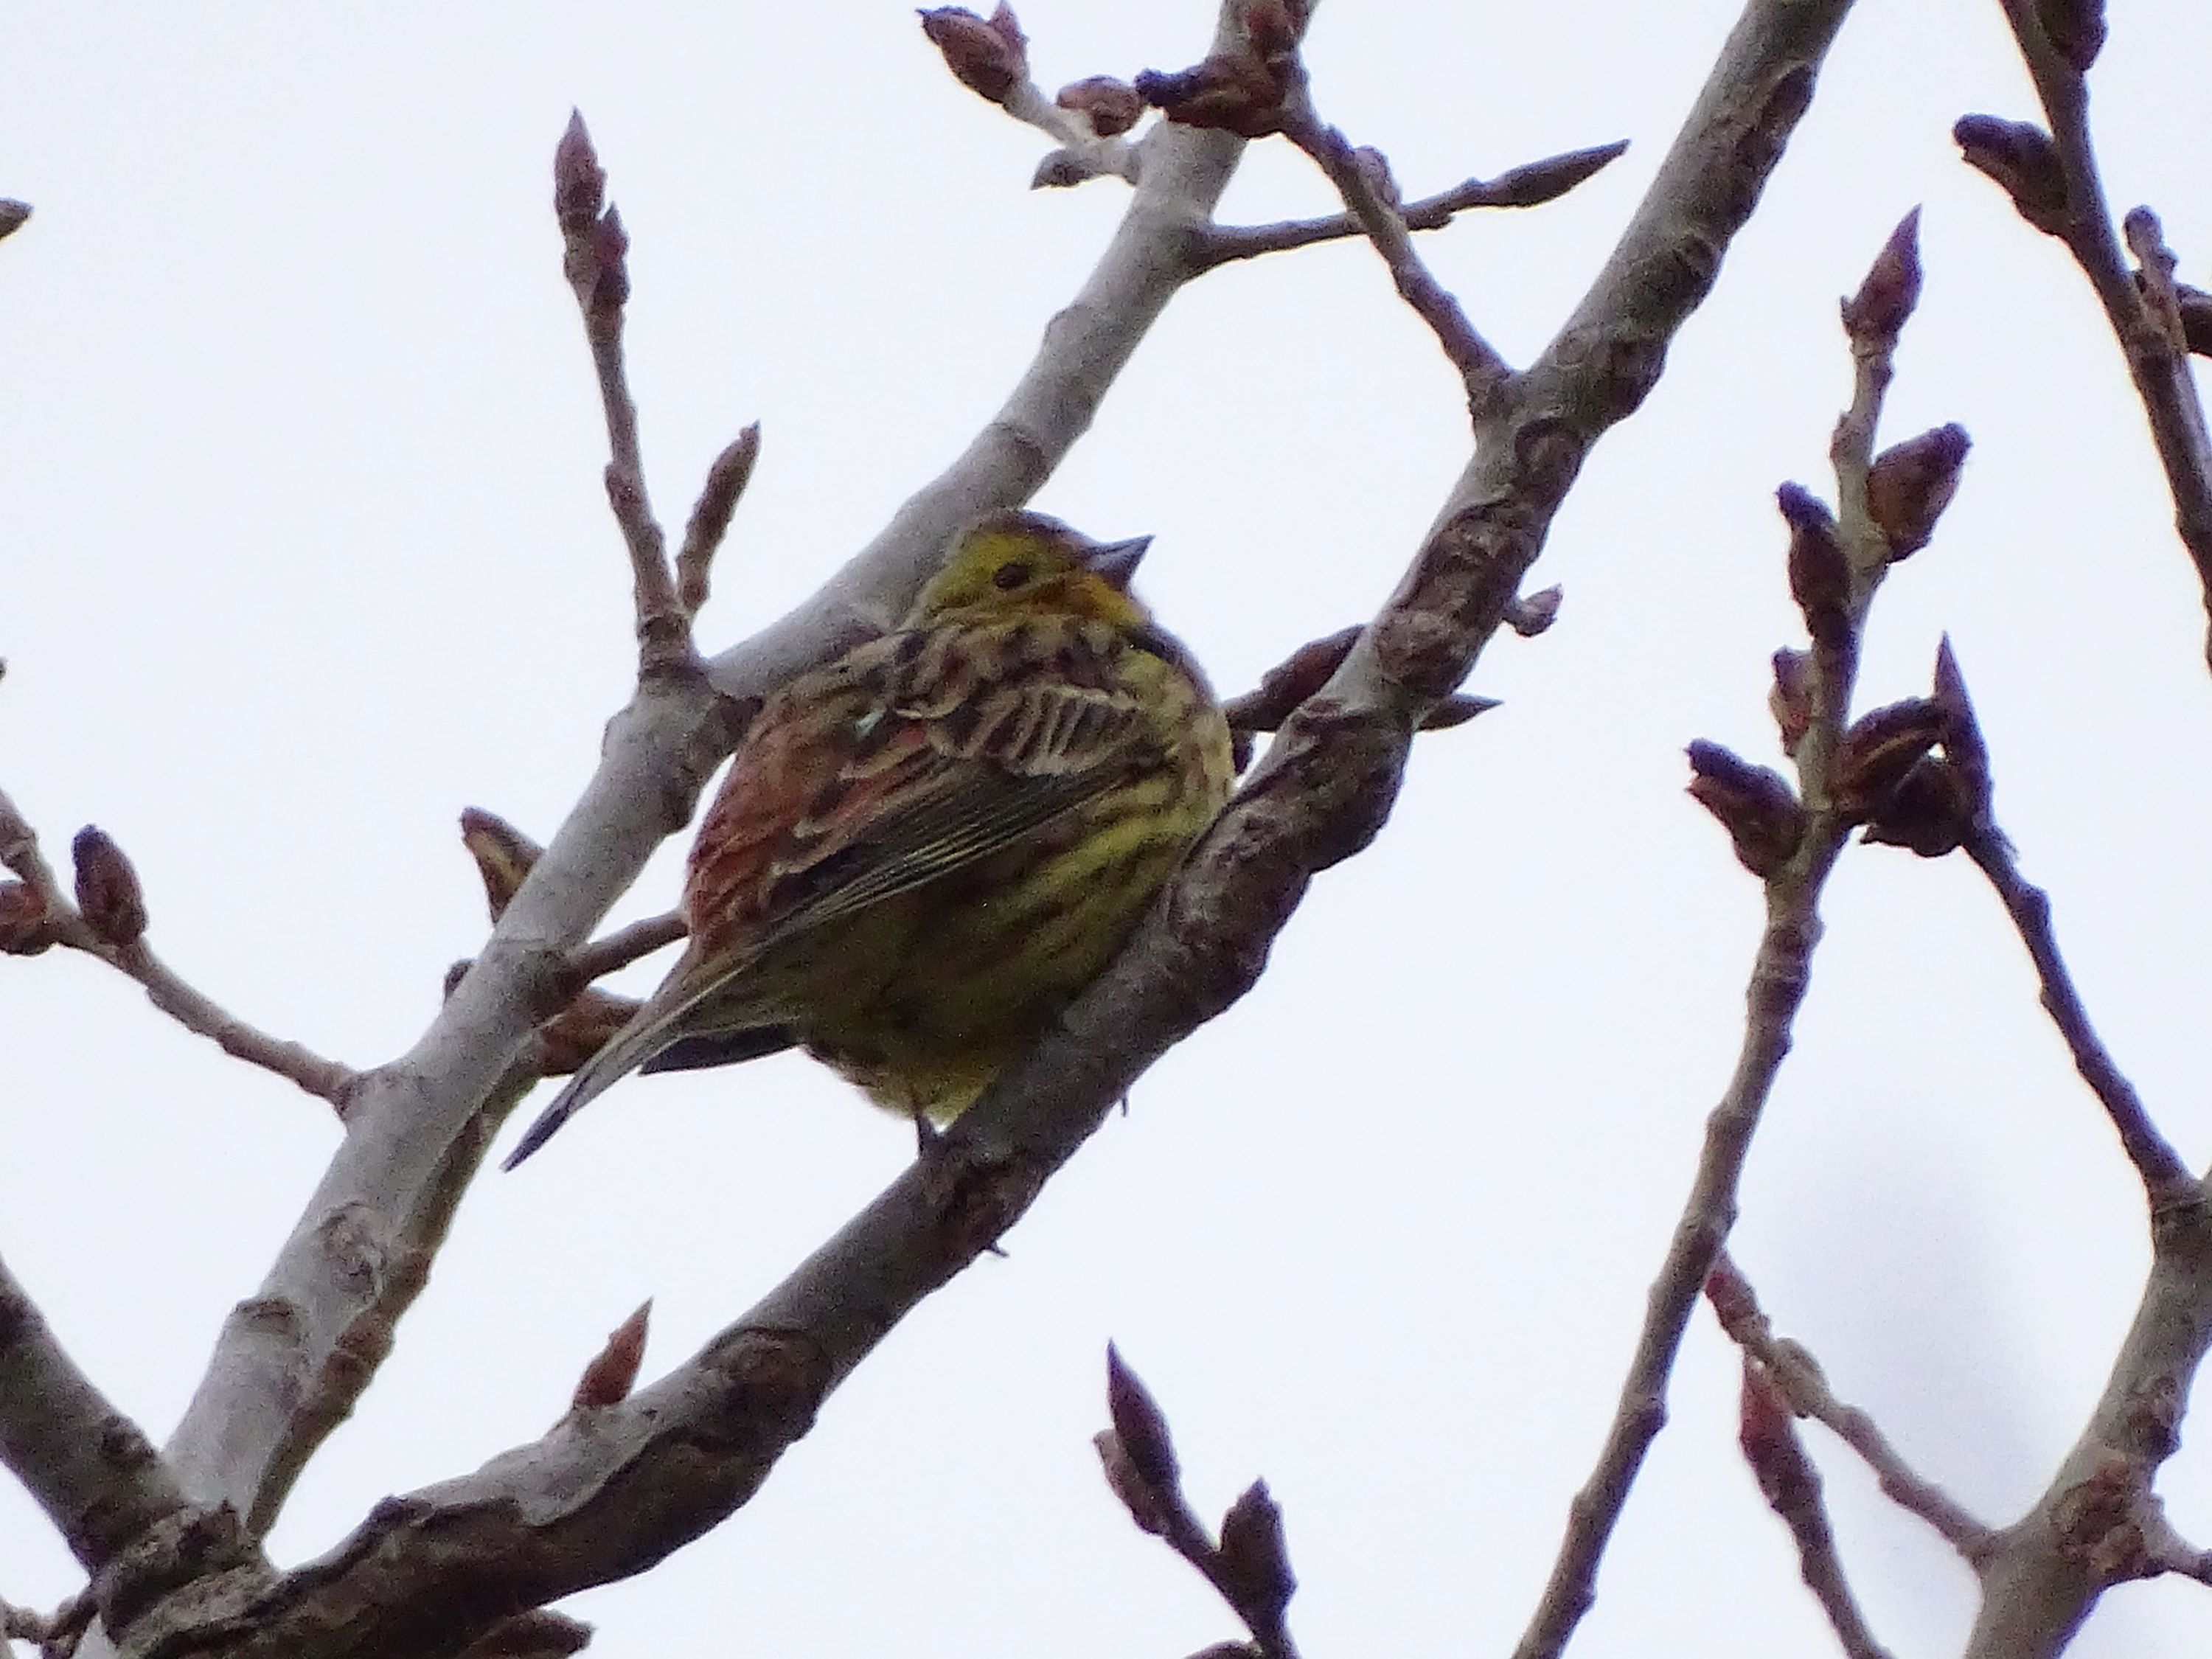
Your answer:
(1135, 48), (1287, 139)
(1417, 692), (1499, 732)
(1778, 484), (1850, 647)
(538, 987), (644, 1075)
(1768, 649), (1815, 758)
(1224, 626), (1360, 737)
(572, 1301), (651, 1410)
(589, 207), (631, 316)
(1217, 1480), (1298, 1627)
(1861, 755), (1976, 858)
(920, 5), (1029, 105)
(2036, 0), (2107, 73)
(1105, 1344), (1182, 1498)
(1686, 742), (1806, 879)
(677, 424), (763, 614)
(1931, 635), (1993, 825)
(0, 881), (55, 955)
(1056, 76), (1144, 137)
(460, 807), (543, 922)
(552, 111), (605, 233)
(1095, 1430), (1174, 1537)
(1865, 423), (1971, 560)
(1703, 1257), (1760, 1338)
(1507, 585), (1564, 638)
(72, 826), (147, 946)
(1239, 0), (1307, 59)
(1840, 208), (1923, 353)
(1738, 1360), (1818, 1512)
(1835, 698), (1946, 821)
(1955, 115), (2069, 235)
(1481, 142), (1630, 209)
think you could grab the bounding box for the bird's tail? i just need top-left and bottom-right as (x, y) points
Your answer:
(502, 973), (727, 1170)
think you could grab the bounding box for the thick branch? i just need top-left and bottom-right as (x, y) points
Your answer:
(0, 1250), (191, 1574)
(1964, 1191), (2212, 1656)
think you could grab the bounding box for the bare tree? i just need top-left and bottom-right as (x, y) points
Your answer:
(4, 1), (2211, 1655)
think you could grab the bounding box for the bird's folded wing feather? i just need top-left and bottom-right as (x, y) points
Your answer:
(689, 625), (1159, 954)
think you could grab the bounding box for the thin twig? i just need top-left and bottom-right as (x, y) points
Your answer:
(2139, 1506), (2212, 1587)
(1965, 830), (2197, 1207)
(1729, 1349), (1897, 1659)
(1708, 1253), (1992, 1555)
(1196, 142), (1628, 267)
(1987, 0), (2212, 665)
(1219, 624), (1495, 766)
(569, 911), (688, 982)
(553, 114), (697, 677)
(1277, 80), (1512, 417)
(675, 424), (761, 616)
(1096, 1350), (1301, 1659)
(0, 789), (357, 1109)
(1517, 183), (1910, 1659)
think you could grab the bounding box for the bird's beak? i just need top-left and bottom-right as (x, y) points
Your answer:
(1084, 534), (1152, 591)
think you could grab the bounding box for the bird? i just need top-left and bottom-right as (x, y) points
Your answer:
(503, 509), (1235, 1169)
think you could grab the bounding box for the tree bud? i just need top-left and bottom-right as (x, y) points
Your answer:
(1778, 484), (1850, 647)
(2035, 0), (2107, 73)
(1955, 115), (2069, 235)
(1865, 423), (1970, 560)
(919, 6), (1029, 105)
(1686, 742), (1806, 879)
(1055, 76), (1143, 137)
(1768, 649), (1814, 758)
(0, 881), (55, 955)
(1840, 208), (1922, 354)
(72, 825), (147, 946)
(1835, 698), (1945, 821)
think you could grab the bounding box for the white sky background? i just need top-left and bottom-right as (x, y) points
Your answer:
(4, 1), (2211, 1655)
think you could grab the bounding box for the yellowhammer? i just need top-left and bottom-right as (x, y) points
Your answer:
(504, 509), (1234, 1168)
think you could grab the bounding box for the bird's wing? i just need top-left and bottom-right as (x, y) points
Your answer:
(692, 620), (1158, 952)
(501, 623), (1156, 1170)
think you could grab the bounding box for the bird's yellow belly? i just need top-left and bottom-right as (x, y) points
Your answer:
(788, 808), (1194, 1121)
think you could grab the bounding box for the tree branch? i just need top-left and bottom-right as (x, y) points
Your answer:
(1978, 0), (2212, 667)
(0, 1249), (192, 1576)
(0, 790), (356, 1110)
(1963, 1184), (2212, 1655)
(1276, 80), (1513, 415)
(1707, 1253), (1993, 1556)
(1194, 142), (1628, 268)
(1966, 830), (2196, 1206)
(1096, 1349), (1301, 1659)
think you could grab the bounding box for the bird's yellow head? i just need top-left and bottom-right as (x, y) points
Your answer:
(906, 509), (1155, 630)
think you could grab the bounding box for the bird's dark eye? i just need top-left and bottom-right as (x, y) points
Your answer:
(992, 560), (1032, 590)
